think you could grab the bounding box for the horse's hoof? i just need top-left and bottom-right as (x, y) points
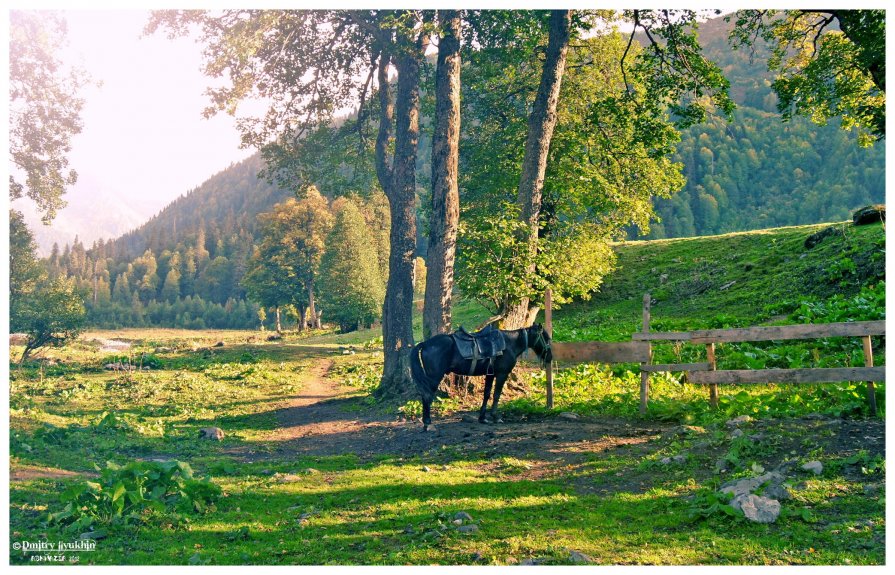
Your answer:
(478, 418), (490, 425)
(493, 417), (504, 424)
(422, 425), (437, 433)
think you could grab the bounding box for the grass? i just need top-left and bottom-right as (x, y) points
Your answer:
(8, 221), (886, 565)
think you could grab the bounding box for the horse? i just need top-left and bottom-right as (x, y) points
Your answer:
(410, 323), (553, 431)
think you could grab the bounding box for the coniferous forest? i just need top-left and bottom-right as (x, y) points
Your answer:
(44, 14), (884, 331)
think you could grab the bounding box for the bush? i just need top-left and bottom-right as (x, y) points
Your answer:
(48, 460), (221, 531)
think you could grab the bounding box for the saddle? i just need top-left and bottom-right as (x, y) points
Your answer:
(452, 325), (506, 375)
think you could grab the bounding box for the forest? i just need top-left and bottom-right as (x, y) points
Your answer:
(33, 12), (884, 333)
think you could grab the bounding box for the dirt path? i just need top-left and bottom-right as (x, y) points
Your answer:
(234, 357), (674, 475)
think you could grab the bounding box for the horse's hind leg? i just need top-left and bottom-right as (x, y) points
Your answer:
(422, 397), (433, 432)
(490, 373), (508, 423)
(478, 374), (494, 423)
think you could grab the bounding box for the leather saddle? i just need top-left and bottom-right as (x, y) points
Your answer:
(452, 324), (506, 362)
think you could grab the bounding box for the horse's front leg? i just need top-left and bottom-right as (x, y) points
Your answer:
(478, 373), (494, 423)
(490, 373), (508, 424)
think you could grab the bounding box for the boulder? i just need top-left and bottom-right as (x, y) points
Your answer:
(198, 427), (225, 441)
(804, 225), (844, 249)
(736, 494), (781, 523)
(801, 460), (824, 475)
(558, 412), (579, 420)
(568, 551), (594, 564)
(852, 204), (885, 226)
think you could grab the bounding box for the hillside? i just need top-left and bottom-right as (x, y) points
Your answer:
(552, 219), (886, 342)
(47, 14), (886, 330)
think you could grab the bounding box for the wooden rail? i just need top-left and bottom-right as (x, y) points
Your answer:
(545, 291), (885, 416)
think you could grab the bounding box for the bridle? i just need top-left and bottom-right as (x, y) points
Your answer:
(528, 326), (552, 366)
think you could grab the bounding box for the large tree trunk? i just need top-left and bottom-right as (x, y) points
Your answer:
(502, 9), (571, 329)
(423, 10), (462, 341)
(377, 31), (429, 398)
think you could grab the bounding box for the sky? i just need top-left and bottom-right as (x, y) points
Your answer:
(57, 9), (255, 215)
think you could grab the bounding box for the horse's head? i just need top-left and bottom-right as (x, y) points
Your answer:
(528, 323), (553, 365)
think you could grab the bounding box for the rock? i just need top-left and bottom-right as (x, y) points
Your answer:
(660, 454), (687, 465)
(198, 427), (225, 441)
(154, 346), (173, 353)
(721, 472), (785, 500)
(521, 558), (547, 565)
(802, 461), (824, 475)
(558, 412), (579, 420)
(452, 519), (463, 525)
(454, 511), (474, 522)
(730, 428), (744, 439)
(719, 280), (737, 291)
(461, 414), (479, 423)
(266, 333), (283, 341)
(421, 466), (431, 473)
(457, 524), (479, 534)
(568, 551), (594, 564)
(303, 468), (320, 475)
(763, 483), (792, 501)
(804, 225), (844, 249)
(213, 341), (225, 347)
(659, 273), (669, 284)
(79, 530), (107, 540)
(736, 494), (781, 523)
(853, 204), (885, 226)
(726, 415), (753, 427)
(863, 483), (882, 497)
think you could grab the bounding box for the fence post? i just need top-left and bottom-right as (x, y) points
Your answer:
(707, 343), (718, 408)
(640, 293), (651, 415)
(545, 288), (554, 410)
(862, 335), (877, 417)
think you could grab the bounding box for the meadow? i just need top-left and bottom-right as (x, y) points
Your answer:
(8, 221), (885, 565)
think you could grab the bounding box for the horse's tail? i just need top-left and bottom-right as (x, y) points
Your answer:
(410, 343), (439, 402)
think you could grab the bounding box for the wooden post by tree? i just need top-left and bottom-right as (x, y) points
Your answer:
(862, 335), (877, 416)
(545, 288), (554, 409)
(640, 293), (651, 415)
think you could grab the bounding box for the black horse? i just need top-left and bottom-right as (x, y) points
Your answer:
(410, 323), (553, 431)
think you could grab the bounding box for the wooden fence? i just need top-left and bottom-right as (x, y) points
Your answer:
(544, 290), (885, 416)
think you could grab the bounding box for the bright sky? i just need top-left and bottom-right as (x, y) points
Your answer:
(58, 9), (254, 215)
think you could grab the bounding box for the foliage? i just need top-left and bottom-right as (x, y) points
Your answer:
(9, 211), (86, 362)
(48, 460), (221, 530)
(318, 199), (385, 332)
(9, 10), (89, 223)
(729, 10), (885, 145)
(458, 29), (684, 316)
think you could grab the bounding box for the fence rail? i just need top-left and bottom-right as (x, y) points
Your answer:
(544, 290), (884, 416)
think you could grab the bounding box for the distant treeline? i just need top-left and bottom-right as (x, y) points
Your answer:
(48, 15), (884, 330)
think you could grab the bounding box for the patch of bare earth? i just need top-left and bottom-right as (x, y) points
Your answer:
(10, 465), (96, 482)
(228, 358), (675, 469)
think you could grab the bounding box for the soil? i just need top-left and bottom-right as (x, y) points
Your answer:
(227, 358), (674, 468)
(227, 358), (885, 492)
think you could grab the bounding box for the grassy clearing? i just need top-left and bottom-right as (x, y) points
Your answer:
(8, 221), (885, 565)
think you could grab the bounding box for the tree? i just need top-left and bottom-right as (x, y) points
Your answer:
(729, 10), (885, 145)
(422, 9), (462, 339)
(9, 212), (85, 363)
(317, 199), (385, 332)
(149, 9), (431, 397)
(457, 17), (691, 318)
(501, 9), (572, 329)
(9, 11), (89, 223)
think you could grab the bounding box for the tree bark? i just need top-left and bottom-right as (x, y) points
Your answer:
(275, 306), (282, 332)
(502, 9), (571, 329)
(377, 29), (429, 398)
(423, 10), (462, 341)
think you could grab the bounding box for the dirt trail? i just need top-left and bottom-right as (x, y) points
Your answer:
(235, 357), (673, 473)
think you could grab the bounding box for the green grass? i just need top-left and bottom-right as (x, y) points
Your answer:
(8, 221), (885, 565)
